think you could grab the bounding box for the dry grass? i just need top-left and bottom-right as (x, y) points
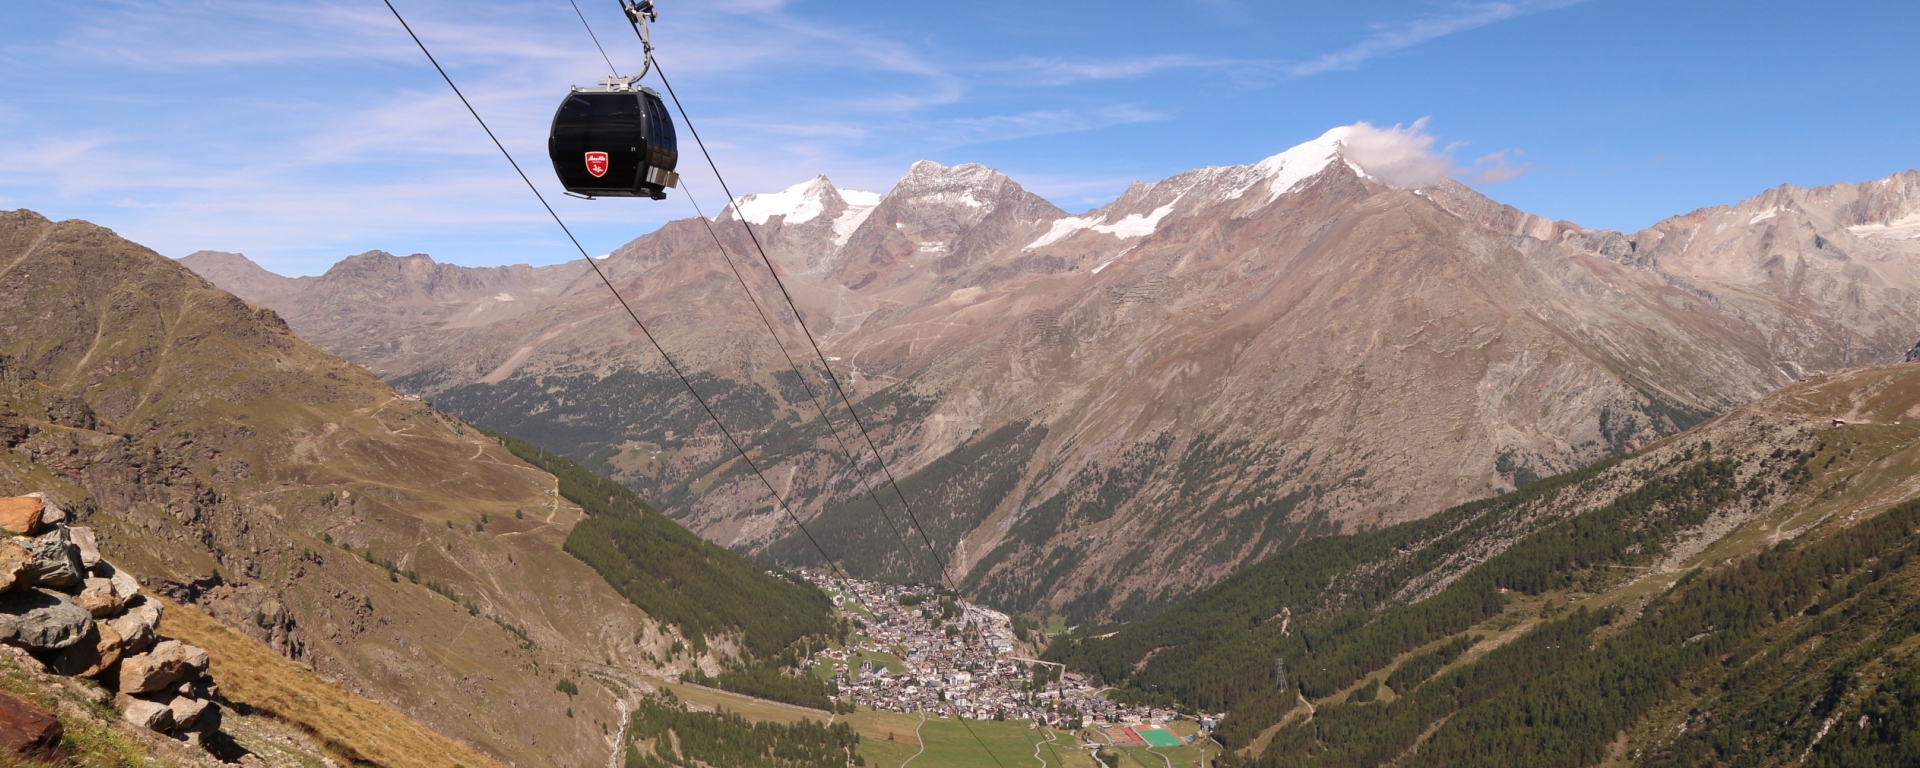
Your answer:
(157, 597), (503, 768)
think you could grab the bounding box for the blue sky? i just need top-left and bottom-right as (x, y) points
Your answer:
(2, 1), (1916, 276)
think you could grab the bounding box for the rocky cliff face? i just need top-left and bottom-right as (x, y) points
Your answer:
(3, 210), (682, 767)
(182, 133), (1920, 621)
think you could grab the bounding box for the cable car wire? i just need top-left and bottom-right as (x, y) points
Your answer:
(382, 13), (926, 725)
(571, 3), (1022, 754)
(671, 176), (922, 565)
(645, 50), (969, 600)
(560, 0), (921, 576)
(568, 0), (619, 78)
(383, 4), (1033, 756)
(378, 0), (852, 593)
(624, 27), (1013, 768)
(564, 6), (923, 582)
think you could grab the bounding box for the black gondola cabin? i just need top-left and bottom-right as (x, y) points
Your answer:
(548, 87), (679, 199)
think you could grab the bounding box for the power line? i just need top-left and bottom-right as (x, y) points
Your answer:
(672, 176), (922, 571)
(378, 0), (851, 595)
(646, 50), (967, 598)
(565, 1), (923, 582)
(614, 15), (1015, 768)
(388, 3), (1027, 761)
(568, 0), (619, 77)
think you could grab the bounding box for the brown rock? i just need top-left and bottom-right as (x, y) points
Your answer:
(117, 640), (209, 695)
(67, 526), (101, 569)
(168, 696), (211, 730)
(0, 690), (64, 761)
(106, 564), (139, 602)
(46, 621), (122, 678)
(113, 693), (172, 731)
(23, 494), (63, 526)
(0, 541), (29, 593)
(107, 598), (161, 655)
(76, 577), (124, 618)
(0, 498), (41, 537)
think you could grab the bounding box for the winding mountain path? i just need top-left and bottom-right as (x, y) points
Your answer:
(900, 713), (930, 767)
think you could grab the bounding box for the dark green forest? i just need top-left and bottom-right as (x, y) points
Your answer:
(622, 692), (862, 768)
(1042, 438), (1920, 765)
(492, 431), (838, 660)
(681, 662), (841, 711)
(1230, 497), (1920, 767)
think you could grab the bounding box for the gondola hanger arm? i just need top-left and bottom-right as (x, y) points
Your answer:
(587, 0), (656, 90)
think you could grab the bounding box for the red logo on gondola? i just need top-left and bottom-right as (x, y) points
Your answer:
(584, 151), (609, 178)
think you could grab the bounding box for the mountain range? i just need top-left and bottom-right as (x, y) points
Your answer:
(180, 125), (1920, 623)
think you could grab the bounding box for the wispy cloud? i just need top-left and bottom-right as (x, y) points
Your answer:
(1287, 0), (1588, 77)
(1001, 54), (1265, 86)
(0, 0), (1581, 272)
(1466, 149), (1532, 183)
(923, 105), (1168, 148)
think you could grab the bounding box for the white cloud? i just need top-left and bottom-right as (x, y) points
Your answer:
(1004, 55), (1262, 86)
(1466, 149), (1532, 184)
(1341, 119), (1456, 189)
(1337, 120), (1529, 189)
(1288, 1), (1588, 77)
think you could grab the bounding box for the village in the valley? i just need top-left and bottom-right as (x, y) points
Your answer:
(796, 570), (1202, 733)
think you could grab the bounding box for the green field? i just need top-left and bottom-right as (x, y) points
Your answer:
(1084, 724), (1218, 768)
(860, 717), (1092, 768)
(1136, 727), (1182, 748)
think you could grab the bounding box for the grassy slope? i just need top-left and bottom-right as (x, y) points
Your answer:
(0, 210), (808, 767)
(157, 596), (503, 768)
(493, 431), (836, 659)
(1049, 364), (1920, 767)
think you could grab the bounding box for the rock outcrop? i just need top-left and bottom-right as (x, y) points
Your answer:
(0, 690), (64, 762)
(0, 497), (40, 536)
(1908, 340), (1920, 363)
(0, 496), (226, 749)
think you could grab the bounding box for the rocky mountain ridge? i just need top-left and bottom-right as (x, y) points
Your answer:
(183, 129), (1920, 621)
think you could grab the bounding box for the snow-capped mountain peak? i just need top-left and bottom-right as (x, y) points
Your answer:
(726, 175), (880, 228)
(1248, 125), (1360, 202)
(891, 161), (1012, 206)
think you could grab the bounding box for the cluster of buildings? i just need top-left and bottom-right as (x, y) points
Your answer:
(796, 570), (1170, 727)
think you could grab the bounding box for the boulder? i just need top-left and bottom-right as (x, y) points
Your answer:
(107, 597), (161, 655)
(168, 696), (213, 730)
(117, 640), (209, 695)
(0, 690), (65, 762)
(106, 563), (139, 601)
(20, 528), (84, 590)
(76, 577), (125, 618)
(46, 621), (122, 678)
(114, 693), (172, 731)
(0, 541), (30, 593)
(22, 494), (63, 526)
(0, 589), (94, 651)
(67, 526), (101, 569)
(0, 498), (42, 537)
